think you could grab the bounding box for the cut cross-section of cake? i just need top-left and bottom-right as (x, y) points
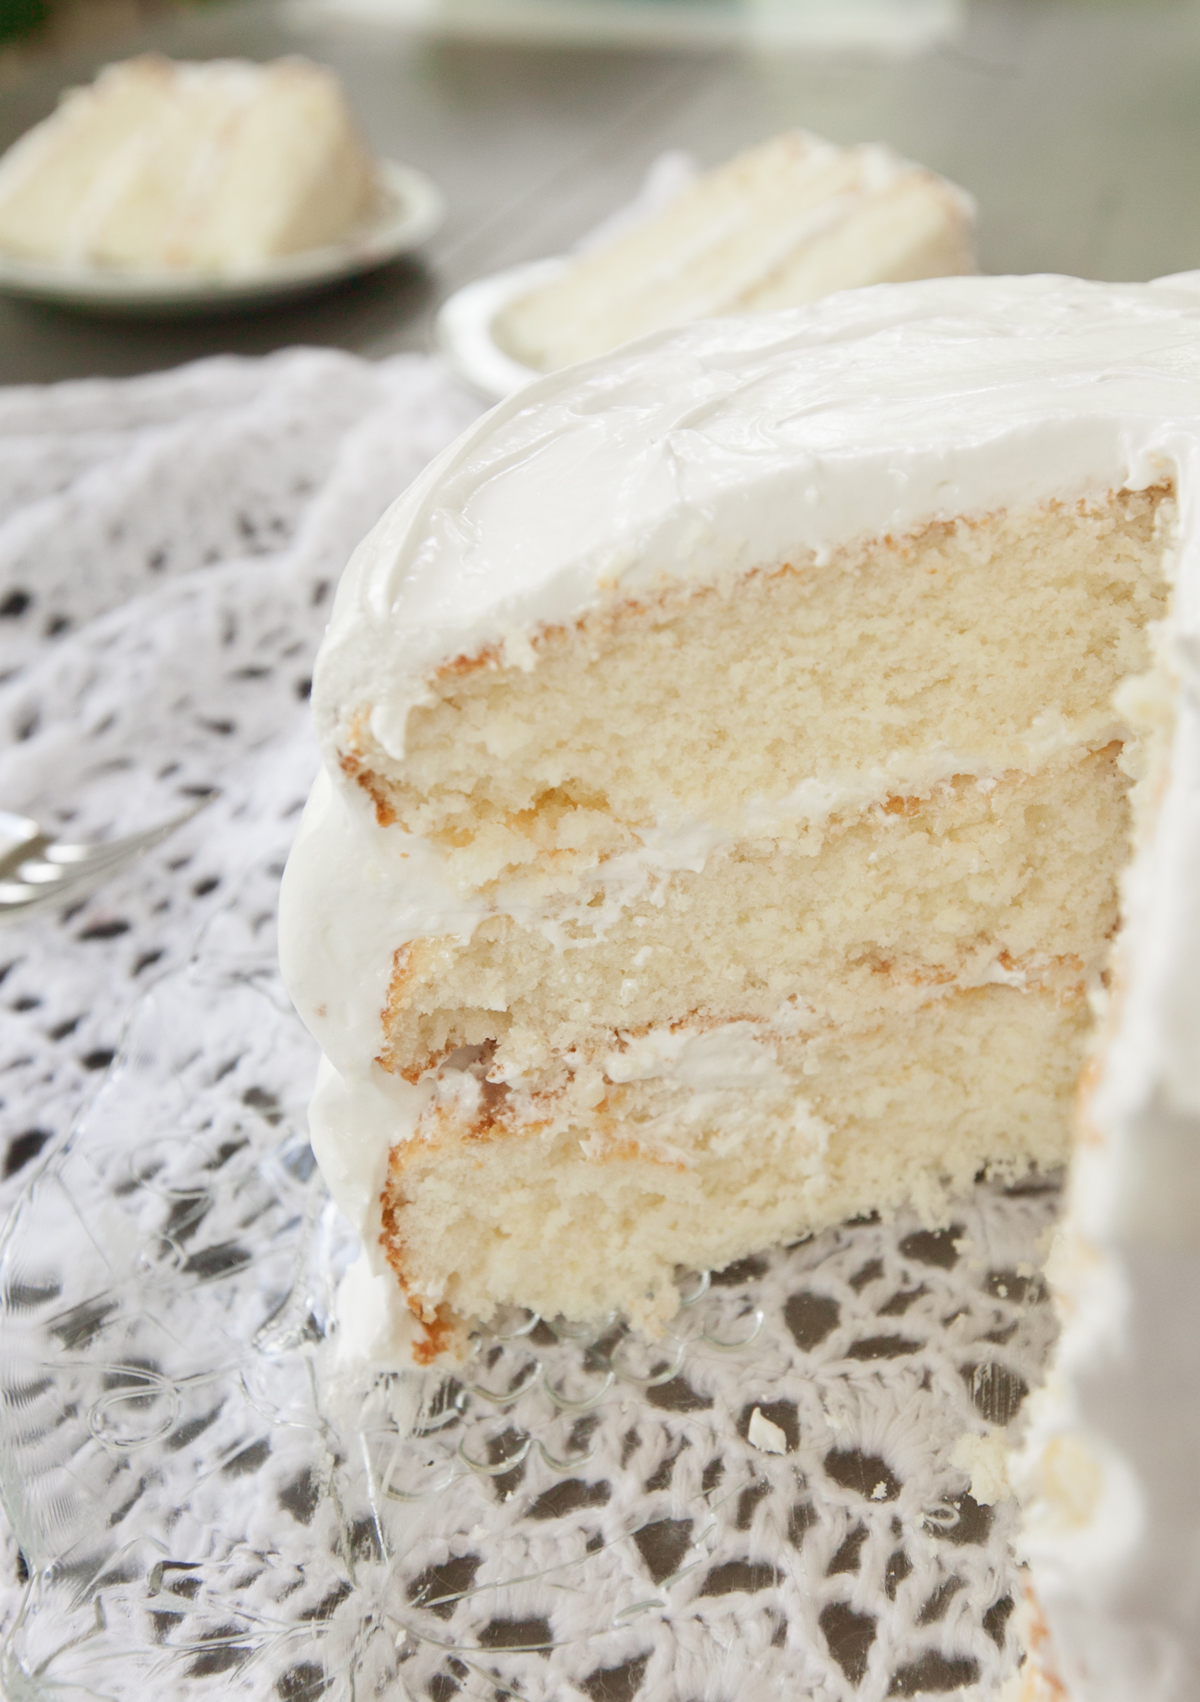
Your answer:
(281, 272), (1200, 1696)
(349, 498), (1159, 1344)
(283, 274), (1182, 1356)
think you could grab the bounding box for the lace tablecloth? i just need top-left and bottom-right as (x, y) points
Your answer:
(0, 345), (1056, 1701)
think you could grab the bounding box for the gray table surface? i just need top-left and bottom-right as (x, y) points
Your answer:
(1, 0), (1200, 386)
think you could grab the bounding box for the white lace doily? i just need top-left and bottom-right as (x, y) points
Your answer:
(0, 343), (1057, 1701)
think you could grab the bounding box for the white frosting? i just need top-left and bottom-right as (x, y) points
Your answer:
(334, 1247), (421, 1367)
(280, 273), (1200, 1700)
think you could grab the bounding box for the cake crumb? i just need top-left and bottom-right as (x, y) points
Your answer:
(747, 1407), (787, 1454)
(951, 1429), (1012, 1505)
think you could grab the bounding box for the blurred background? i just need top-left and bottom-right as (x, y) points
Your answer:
(1, 0), (1200, 383)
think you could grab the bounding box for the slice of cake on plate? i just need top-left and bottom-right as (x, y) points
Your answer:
(0, 54), (378, 274)
(281, 271), (1200, 1699)
(492, 130), (975, 372)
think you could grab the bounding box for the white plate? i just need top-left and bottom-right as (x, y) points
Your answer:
(436, 257), (566, 399)
(0, 159), (445, 316)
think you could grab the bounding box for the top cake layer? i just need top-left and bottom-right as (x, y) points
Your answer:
(0, 55), (378, 274)
(315, 275), (1200, 783)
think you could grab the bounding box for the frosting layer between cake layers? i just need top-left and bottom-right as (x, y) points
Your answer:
(280, 275), (1200, 1702)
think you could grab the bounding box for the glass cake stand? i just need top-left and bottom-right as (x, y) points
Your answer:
(0, 909), (1059, 1702)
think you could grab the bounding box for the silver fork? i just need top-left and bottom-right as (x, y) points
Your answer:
(0, 797), (211, 922)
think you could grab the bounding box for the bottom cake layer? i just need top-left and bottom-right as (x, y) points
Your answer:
(379, 983), (1085, 1360)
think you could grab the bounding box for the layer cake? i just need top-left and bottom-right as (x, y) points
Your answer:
(281, 273), (1200, 1699)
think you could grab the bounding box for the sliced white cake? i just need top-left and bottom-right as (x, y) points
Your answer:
(281, 273), (1200, 1701)
(493, 130), (975, 372)
(0, 55), (379, 274)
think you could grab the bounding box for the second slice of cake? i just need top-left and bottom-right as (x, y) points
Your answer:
(493, 130), (975, 372)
